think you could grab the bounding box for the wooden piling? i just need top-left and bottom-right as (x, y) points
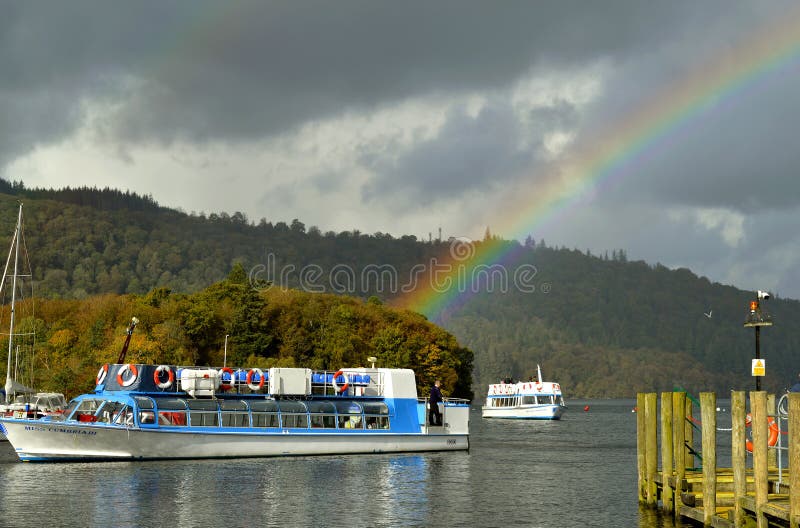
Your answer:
(701, 392), (717, 525)
(645, 392), (658, 506)
(790, 393), (800, 528)
(637, 392), (646, 502)
(752, 391), (768, 528)
(731, 390), (746, 528)
(673, 391), (687, 520)
(769, 393), (778, 469)
(661, 392), (674, 512)
(638, 389), (799, 527)
(686, 396), (695, 468)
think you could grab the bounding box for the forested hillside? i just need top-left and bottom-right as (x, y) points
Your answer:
(1, 265), (473, 400)
(0, 180), (796, 399)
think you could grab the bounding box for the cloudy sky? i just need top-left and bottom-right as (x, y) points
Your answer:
(3, 2), (800, 298)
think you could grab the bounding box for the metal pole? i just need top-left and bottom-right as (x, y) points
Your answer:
(224, 335), (229, 368)
(755, 326), (761, 391)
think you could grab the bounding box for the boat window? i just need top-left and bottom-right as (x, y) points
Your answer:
(277, 401), (308, 429)
(96, 401), (126, 424)
(361, 402), (388, 415)
(187, 400), (218, 410)
(276, 401), (307, 413)
(307, 401), (336, 429)
(249, 400), (278, 412)
(52, 399), (80, 421)
(522, 396), (535, 405)
(188, 399), (219, 427)
(363, 402), (390, 429)
(221, 400), (249, 427)
(281, 412), (308, 429)
(333, 401), (362, 414)
(220, 400), (248, 411)
(250, 400), (279, 428)
(333, 401), (363, 429)
(134, 397), (154, 410)
(113, 405), (135, 426)
(156, 398), (188, 411)
(306, 401), (335, 413)
(72, 399), (103, 422)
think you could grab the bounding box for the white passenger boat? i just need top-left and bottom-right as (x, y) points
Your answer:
(481, 365), (566, 420)
(0, 363), (470, 461)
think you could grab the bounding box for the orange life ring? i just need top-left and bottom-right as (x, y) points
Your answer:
(332, 370), (349, 394)
(246, 368), (265, 391)
(745, 414), (780, 452)
(96, 364), (109, 385)
(219, 367), (235, 390)
(153, 365), (174, 389)
(117, 364), (139, 387)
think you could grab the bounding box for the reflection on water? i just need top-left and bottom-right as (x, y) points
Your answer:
(0, 401), (697, 528)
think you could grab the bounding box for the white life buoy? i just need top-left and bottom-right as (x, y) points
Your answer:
(96, 364), (109, 385)
(246, 368), (264, 391)
(332, 370), (349, 394)
(117, 364), (139, 387)
(153, 365), (174, 389)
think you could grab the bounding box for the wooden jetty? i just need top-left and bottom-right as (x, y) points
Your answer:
(637, 391), (800, 527)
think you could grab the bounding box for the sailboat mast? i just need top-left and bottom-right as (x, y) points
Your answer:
(4, 204), (22, 404)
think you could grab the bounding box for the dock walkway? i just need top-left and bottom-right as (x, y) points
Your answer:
(637, 391), (800, 527)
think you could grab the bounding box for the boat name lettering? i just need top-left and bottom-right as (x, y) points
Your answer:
(24, 425), (97, 436)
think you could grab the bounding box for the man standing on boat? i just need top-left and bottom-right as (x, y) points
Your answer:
(429, 380), (443, 426)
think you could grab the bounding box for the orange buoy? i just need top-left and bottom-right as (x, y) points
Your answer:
(583, 405), (590, 412)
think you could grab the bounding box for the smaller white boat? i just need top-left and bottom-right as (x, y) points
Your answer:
(481, 365), (566, 420)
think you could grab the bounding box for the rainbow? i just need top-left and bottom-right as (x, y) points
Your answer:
(398, 10), (800, 321)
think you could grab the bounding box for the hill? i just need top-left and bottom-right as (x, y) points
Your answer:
(0, 180), (796, 398)
(1, 265), (473, 399)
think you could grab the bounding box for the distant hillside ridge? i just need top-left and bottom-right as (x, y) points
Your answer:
(0, 179), (796, 397)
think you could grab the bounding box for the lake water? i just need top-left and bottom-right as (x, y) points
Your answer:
(0, 399), (698, 528)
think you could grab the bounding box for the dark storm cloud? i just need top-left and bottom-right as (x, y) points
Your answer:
(0, 0), (725, 163)
(361, 98), (579, 204)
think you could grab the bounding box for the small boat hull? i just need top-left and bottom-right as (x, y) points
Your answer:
(481, 404), (565, 420)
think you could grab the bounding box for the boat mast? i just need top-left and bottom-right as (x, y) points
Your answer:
(4, 204), (22, 403)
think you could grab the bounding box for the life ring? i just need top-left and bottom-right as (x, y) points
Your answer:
(96, 364), (109, 385)
(153, 365), (174, 389)
(332, 370), (349, 394)
(536, 382), (543, 390)
(246, 368), (265, 391)
(117, 364), (139, 387)
(745, 414), (780, 452)
(219, 367), (235, 390)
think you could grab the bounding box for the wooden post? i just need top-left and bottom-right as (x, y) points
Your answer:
(767, 393), (777, 469)
(789, 393), (800, 528)
(637, 392), (646, 502)
(731, 391), (747, 528)
(701, 392), (717, 525)
(686, 397), (695, 468)
(661, 392), (674, 512)
(752, 391), (768, 528)
(673, 391), (687, 518)
(645, 393), (658, 506)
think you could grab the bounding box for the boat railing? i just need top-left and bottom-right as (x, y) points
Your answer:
(418, 396), (469, 429)
(105, 364), (388, 398)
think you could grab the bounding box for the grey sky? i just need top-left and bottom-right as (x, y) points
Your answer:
(3, 1), (800, 298)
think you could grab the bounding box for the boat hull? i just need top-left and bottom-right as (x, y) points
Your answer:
(0, 420), (469, 461)
(481, 404), (565, 420)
